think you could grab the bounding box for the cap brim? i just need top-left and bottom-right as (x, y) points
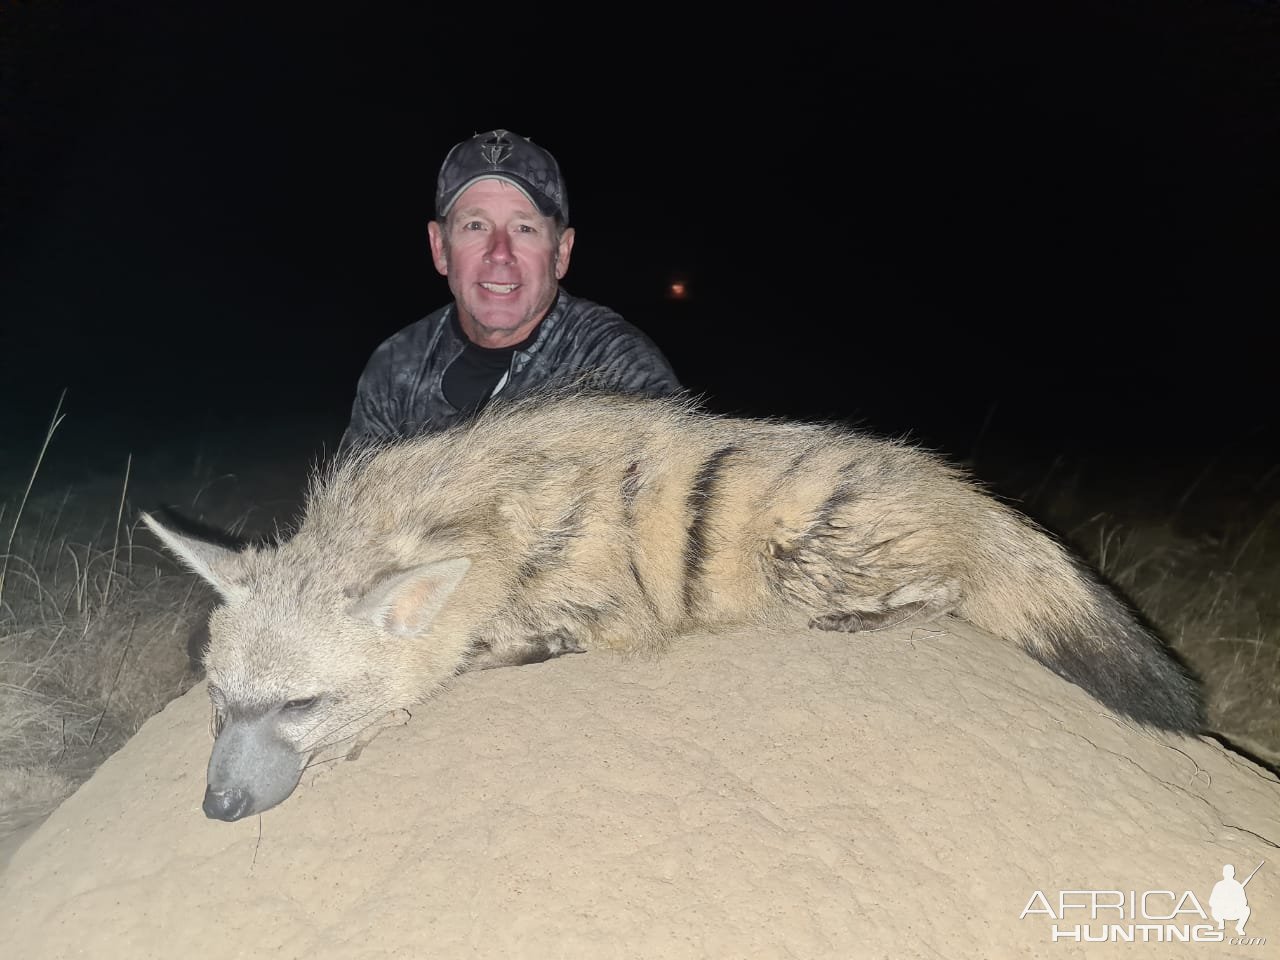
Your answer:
(438, 174), (561, 219)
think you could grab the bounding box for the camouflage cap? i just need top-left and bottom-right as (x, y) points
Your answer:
(435, 128), (569, 224)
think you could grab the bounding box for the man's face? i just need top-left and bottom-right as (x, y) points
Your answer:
(428, 179), (575, 348)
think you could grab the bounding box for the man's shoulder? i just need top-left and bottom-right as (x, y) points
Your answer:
(533, 290), (681, 394)
(373, 303), (454, 354)
(353, 303), (458, 386)
(360, 300), (455, 363)
(551, 291), (646, 338)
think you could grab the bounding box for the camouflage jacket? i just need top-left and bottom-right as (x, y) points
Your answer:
(339, 290), (681, 453)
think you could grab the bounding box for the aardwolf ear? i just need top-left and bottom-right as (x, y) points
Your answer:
(141, 512), (248, 603)
(348, 558), (471, 637)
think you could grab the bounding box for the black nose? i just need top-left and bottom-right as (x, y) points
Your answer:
(203, 785), (253, 821)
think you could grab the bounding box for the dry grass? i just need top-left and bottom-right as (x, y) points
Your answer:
(0, 408), (315, 846)
(0, 411), (1276, 853)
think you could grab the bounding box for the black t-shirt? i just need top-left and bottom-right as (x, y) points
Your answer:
(442, 309), (543, 414)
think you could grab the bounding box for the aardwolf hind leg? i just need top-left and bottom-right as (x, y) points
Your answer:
(468, 630), (589, 671)
(809, 598), (954, 634)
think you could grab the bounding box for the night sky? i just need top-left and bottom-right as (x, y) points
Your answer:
(2, 1), (1277, 484)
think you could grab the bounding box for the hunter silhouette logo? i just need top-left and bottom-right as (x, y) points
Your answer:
(1210, 861), (1264, 936)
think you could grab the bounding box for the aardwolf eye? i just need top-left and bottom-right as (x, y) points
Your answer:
(283, 697), (318, 711)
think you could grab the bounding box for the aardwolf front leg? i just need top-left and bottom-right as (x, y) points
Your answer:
(343, 709), (413, 762)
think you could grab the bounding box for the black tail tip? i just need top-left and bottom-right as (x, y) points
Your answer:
(1034, 629), (1205, 734)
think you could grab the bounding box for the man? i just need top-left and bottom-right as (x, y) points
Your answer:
(339, 128), (681, 453)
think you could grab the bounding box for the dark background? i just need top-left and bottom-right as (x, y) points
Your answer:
(2, 1), (1277, 490)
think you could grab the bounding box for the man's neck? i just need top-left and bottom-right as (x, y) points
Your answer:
(460, 318), (541, 349)
(455, 292), (560, 349)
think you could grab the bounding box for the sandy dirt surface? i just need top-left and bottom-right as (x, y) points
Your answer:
(3, 617), (1277, 959)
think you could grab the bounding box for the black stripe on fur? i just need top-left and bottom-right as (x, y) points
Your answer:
(682, 445), (738, 614)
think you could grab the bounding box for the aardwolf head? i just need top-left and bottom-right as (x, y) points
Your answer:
(143, 513), (470, 820)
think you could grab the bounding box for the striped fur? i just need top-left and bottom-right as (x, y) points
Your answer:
(144, 390), (1203, 820)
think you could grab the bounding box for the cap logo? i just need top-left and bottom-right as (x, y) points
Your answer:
(479, 130), (514, 166)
